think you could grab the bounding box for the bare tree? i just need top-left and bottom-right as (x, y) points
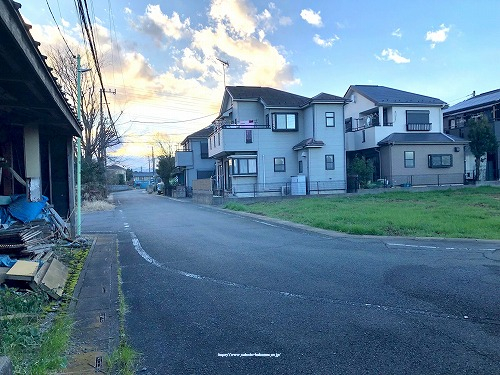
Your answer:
(46, 46), (120, 163)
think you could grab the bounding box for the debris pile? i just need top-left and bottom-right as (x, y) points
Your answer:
(0, 194), (73, 300)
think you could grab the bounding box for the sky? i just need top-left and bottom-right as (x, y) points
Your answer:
(19, 0), (500, 171)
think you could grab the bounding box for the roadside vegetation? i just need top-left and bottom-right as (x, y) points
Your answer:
(0, 245), (89, 374)
(106, 242), (138, 374)
(225, 186), (500, 239)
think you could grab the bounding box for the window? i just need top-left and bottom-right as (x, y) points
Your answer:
(245, 130), (253, 143)
(325, 155), (335, 170)
(209, 137), (212, 150)
(362, 130), (366, 143)
(407, 110), (431, 131)
(197, 170), (213, 179)
(272, 113), (298, 131)
(266, 114), (269, 126)
(345, 117), (353, 132)
(428, 154), (453, 168)
(232, 158), (257, 175)
(274, 157), (285, 172)
(200, 140), (208, 159)
(326, 112), (335, 127)
(298, 160), (303, 173)
(217, 132), (220, 146)
(404, 151), (415, 168)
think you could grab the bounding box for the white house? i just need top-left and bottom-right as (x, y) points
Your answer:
(344, 85), (468, 187)
(208, 86), (348, 197)
(174, 125), (216, 193)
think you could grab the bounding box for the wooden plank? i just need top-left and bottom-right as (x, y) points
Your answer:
(5, 260), (39, 281)
(39, 258), (68, 299)
(29, 259), (51, 291)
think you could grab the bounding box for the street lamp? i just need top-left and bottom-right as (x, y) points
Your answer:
(76, 55), (91, 237)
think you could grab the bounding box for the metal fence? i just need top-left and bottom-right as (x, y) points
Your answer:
(384, 173), (464, 187)
(218, 180), (346, 197)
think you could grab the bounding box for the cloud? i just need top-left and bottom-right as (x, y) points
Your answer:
(376, 48), (410, 64)
(135, 5), (191, 43)
(426, 24), (450, 48)
(313, 34), (339, 48)
(300, 9), (323, 27)
(279, 16), (292, 26)
(124, 7), (132, 15)
(209, 0), (258, 37)
(29, 0), (301, 167)
(392, 28), (402, 38)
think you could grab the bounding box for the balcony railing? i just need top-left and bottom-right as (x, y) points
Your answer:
(406, 123), (432, 131)
(345, 120), (393, 132)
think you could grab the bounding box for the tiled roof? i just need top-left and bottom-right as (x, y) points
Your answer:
(378, 133), (468, 145)
(443, 89), (500, 115)
(348, 85), (446, 106)
(292, 138), (325, 150)
(181, 125), (213, 145)
(310, 92), (345, 102)
(225, 86), (309, 107)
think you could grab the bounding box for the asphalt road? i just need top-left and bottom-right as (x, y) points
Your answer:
(85, 189), (500, 375)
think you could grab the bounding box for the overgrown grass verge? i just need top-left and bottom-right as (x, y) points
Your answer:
(225, 186), (500, 239)
(0, 245), (89, 374)
(106, 242), (138, 374)
(81, 199), (115, 212)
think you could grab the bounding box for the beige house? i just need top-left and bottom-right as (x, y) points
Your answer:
(344, 85), (468, 187)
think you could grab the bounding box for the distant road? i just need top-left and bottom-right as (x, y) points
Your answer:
(85, 189), (500, 375)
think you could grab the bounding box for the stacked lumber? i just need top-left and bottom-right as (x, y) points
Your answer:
(2, 256), (68, 300)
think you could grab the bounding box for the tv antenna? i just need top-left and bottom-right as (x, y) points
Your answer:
(216, 57), (229, 87)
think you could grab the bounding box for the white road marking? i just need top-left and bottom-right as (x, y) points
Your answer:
(127, 231), (496, 325)
(252, 220), (277, 227)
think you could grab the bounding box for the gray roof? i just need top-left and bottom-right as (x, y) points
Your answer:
(443, 89), (500, 115)
(293, 138), (325, 150)
(226, 86), (309, 107)
(378, 133), (468, 145)
(310, 92), (345, 102)
(225, 86), (344, 107)
(181, 125), (213, 145)
(348, 85), (446, 106)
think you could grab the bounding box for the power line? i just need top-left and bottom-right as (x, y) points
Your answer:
(126, 112), (218, 124)
(45, 0), (74, 56)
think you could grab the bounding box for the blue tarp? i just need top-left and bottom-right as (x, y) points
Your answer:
(7, 194), (48, 223)
(0, 255), (16, 267)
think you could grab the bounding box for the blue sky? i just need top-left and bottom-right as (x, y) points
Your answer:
(20, 0), (500, 170)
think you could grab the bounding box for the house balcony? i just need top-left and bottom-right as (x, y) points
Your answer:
(209, 125), (268, 158)
(175, 150), (193, 167)
(406, 123), (432, 131)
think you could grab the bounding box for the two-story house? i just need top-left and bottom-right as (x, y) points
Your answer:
(208, 86), (347, 197)
(344, 85), (468, 187)
(174, 125), (216, 192)
(443, 89), (500, 181)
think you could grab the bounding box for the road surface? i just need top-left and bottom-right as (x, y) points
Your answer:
(83, 189), (500, 374)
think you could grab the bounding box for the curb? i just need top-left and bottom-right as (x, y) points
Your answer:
(67, 236), (98, 315)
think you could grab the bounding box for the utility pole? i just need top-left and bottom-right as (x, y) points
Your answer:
(99, 88), (116, 167)
(216, 57), (229, 87)
(76, 55), (90, 237)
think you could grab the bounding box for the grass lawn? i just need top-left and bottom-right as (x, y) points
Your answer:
(225, 186), (500, 240)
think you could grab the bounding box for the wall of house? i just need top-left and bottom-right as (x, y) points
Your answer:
(185, 139), (215, 188)
(345, 89), (444, 151)
(383, 143), (465, 185)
